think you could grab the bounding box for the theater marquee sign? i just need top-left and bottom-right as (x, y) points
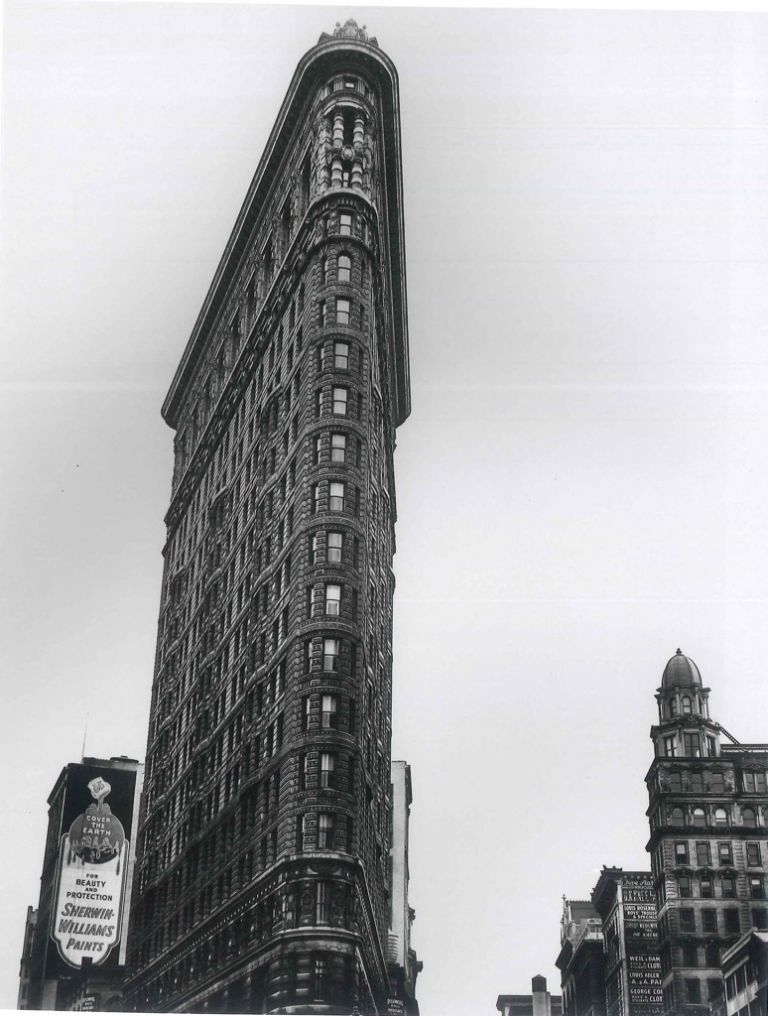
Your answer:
(51, 776), (131, 967)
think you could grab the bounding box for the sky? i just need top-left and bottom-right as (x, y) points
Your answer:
(2, 3), (768, 1014)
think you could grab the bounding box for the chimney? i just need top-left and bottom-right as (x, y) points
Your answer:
(531, 975), (550, 1016)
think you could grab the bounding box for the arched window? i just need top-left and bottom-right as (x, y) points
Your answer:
(692, 807), (706, 827)
(681, 696), (692, 714)
(743, 807), (757, 828)
(337, 254), (351, 283)
(714, 807), (728, 826)
(669, 807), (685, 826)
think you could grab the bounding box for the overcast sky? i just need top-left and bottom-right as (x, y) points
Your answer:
(2, 3), (768, 1014)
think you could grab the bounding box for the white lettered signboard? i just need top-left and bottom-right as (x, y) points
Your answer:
(51, 777), (130, 967)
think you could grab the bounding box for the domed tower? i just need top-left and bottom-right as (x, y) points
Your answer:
(646, 652), (768, 1016)
(652, 649), (720, 761)
(125, 19), (411, 1015)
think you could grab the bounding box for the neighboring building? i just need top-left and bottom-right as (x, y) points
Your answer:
(712, 929), (768, 1016)
(18, 906), (38, 1009)
(497, 975), (563, 1016)
(20, 756), (143, 1011)
(646, 650), (768, 1015)
(387, 761), (421, 1015)
(125, 18), (410, 1015)
(556, 898), (606, 1016)
(591, 868), (663, 1016)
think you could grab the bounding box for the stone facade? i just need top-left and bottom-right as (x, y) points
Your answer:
(557, 899), (606, 1016)
(124, 20), (410, 1015)
(591, 869), (662, 1016)
(646, 651), (768, 1015)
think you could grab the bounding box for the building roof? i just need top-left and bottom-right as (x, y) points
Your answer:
(661, 648), (702, 689)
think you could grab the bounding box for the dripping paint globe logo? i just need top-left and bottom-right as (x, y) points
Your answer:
(51, 774), (131, 968)
(67, 778), (125, 865)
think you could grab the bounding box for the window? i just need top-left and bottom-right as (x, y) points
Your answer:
(750, 875), (765, 899)
(725, 909), (740, 934)
(692, 807), (706, 828)
(705, 944), (720, 967)
(709, 772), (724, 792)
(328, 532), (343, 563)
(313, 955), (327, 999)
(297, 814), (308, 851)
(331, 433), (347, 463)
(696, 842), (711, 866)
(320, 753), (335, 789)
(685, 980), (701, 1005)
(334, 341), (349, 369)
(706, 979), (722, 1002)
(322, 641), (339, 674)
(752, 908), (768, 930)
(682, 695), (693, 714)
(742, 807), (757, 828)
(707, 735), (717, 757)
(313, 483), (322, 512)
(323, 256), (332, 284)
(329, 482), (345, 511)
(702, 909), (717, 933)
(683, 943), (698, 966)
(337, 254), (351, 282)
(675, 841), (689, 864)
(333, 388), (348, 415)
(321, 694), (338, 730)
(679, 909), (695, 932)
(670, 807), (685, 826)
(319, 299), (327, 326)
(302, 696), (311, 732)
(315, 882), (329, 924)
(311, 534), (321, 565)
(679, 875), (692, 898)
(748, 843), (762, 866)
(718, 842), (733, 865)
(339, 213), (352, 236)
(664, 735), (677, 757)
(721, 875), (736, 898)
(684, 733), (701, 757)
(299, 754), (308, 791)
(700, 874), (713, 898)
(336, 299), (350, 325)
(744, 771), (768, 792)
(317, 813), (335, 849)
(325, 584), (341, 616)
(714, 807), (728, 826)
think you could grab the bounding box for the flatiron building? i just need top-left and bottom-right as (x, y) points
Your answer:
(125, 19), (410, 1014)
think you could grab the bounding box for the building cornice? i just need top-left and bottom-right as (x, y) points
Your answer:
(162, 35), (410, 431)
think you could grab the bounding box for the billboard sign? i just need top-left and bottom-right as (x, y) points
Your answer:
(48, 765), (138, 970)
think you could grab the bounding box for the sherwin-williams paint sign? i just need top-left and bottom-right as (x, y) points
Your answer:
(51, 775), (131, 968)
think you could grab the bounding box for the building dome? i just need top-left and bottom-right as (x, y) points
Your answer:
(661, 649), (701, 689)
